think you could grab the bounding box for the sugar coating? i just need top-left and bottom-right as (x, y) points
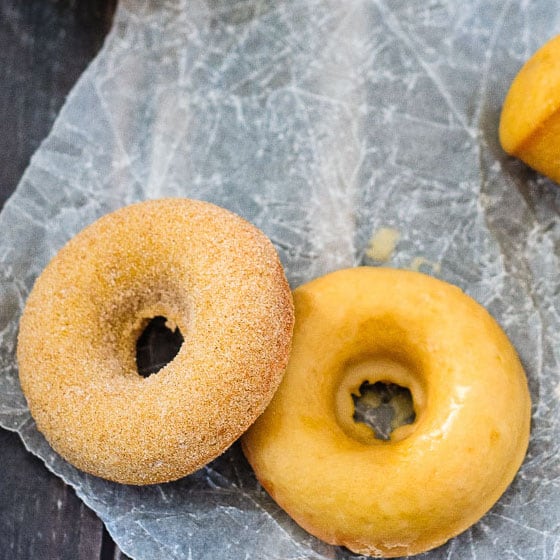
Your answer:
(17, 198), (294, 485)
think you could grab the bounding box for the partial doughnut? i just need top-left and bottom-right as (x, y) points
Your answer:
(242, 267), (531, 557)
(499, 34), (560, 184)
(17, 198), (294, 485)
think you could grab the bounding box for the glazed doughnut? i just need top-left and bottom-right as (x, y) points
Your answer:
(17, 198), (294, 485)
(499, 34), (560, 184)
(242, 267), (531, 557)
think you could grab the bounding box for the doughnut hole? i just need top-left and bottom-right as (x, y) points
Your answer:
(335, 357), (426, 444)
(136, 316), (184, 378)
(352, 381), (415, 441)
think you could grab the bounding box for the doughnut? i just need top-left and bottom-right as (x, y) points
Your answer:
(17, 198), (294, 485)
(499, 34), (560, 184)
(242, 267), (531, 557)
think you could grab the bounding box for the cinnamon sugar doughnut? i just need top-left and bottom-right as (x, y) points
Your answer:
(242, 267), (531, 557)
(17, 198), (294, 485)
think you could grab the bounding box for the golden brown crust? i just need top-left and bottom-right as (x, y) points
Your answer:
(17, 198), (294, 485)
(242, 267), (531, 557)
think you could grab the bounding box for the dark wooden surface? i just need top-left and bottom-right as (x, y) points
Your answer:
(0, 1), (128, 559)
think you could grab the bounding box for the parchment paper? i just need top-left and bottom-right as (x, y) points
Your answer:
(1, 1), (559, 558)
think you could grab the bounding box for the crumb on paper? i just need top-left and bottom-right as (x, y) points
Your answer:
(365, 228), (400, 262)
(409, 257), (441, 274)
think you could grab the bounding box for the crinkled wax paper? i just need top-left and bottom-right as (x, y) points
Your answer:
(1, 0), (559, 558)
